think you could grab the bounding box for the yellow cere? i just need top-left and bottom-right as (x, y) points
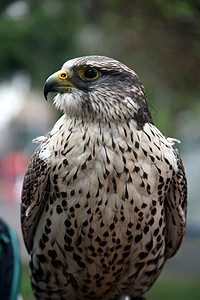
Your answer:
(57, 71), (68, 80)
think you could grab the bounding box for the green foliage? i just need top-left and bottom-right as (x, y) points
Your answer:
(20, 264), (34, 300)
(0, 0), (85, 85)
(148, 275), (200, 300)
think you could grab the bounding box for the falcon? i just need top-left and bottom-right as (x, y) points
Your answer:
(21, 55), (187, 300)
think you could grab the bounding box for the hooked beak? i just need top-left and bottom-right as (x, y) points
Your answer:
(44, 70), (75, 100)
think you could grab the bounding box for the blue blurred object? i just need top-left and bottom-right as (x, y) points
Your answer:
(0, 218), (21, 300)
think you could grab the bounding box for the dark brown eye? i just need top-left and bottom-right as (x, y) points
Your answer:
(83, 68), (99, 80)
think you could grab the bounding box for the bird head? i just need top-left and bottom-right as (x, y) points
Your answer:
(44, 55), (152, 127)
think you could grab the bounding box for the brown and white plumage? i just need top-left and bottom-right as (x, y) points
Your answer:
(21, 56), (187, 300)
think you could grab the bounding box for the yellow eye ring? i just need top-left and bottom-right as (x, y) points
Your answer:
(81, 67), (100, 81)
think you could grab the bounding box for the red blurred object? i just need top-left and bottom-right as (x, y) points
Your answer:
(0, 151), (29, 203)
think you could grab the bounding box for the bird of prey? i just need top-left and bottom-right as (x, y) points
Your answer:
(21, 55), (187, 300)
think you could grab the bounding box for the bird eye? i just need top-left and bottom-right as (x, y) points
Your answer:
(83, 68), (99, 80)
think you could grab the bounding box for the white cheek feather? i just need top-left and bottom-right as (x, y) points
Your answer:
(53, 93), (69, 111)
(53, 90), (84, 116)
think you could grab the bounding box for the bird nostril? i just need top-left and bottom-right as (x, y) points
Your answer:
(60, 73), (67, 79)
(58, 72), (68, 79)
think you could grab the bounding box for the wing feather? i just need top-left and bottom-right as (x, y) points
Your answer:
(21, 146), (51, 253)
(164, 149), (187, 259)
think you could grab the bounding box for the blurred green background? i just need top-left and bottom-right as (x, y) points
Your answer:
(0, 0), (199, 299)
